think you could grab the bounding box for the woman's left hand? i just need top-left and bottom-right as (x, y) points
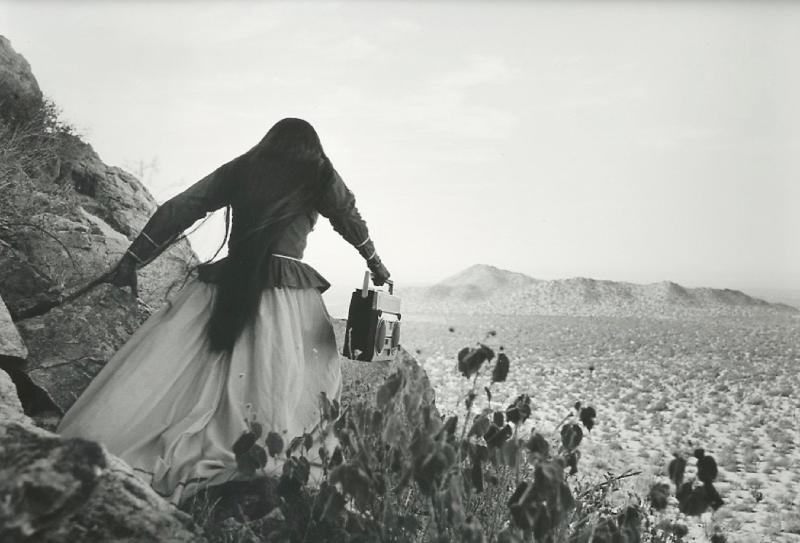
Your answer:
(100, 254), (139, 298)
(368, 257), (391, 286)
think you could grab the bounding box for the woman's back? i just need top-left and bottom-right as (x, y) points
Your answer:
(270, 211), (317, 259)
(221, 164), (374, 296)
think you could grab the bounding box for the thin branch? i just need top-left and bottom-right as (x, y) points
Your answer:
(0, 220), (79, 270)
(577, 469), (642, 499)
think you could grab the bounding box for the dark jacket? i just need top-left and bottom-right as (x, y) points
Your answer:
(127, 162), (371, 293)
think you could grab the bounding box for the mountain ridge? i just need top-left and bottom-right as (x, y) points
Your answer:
(400, 264), (798, 318)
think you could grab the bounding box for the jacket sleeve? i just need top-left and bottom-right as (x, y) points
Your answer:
(125, 157), (242, 267)
(316, 168), (375, 259)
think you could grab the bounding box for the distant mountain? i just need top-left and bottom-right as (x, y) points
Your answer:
(739, 287), (800, 310)
(426, 264), (540, 301)
(400, 265), (798, 319)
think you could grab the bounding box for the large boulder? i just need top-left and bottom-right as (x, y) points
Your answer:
(50, 134), (199, 308)
(13, 285), (148, 415)
(0, 369), (205, 543)
(0, 136), (198, 319)
(0, 35), (42, 124)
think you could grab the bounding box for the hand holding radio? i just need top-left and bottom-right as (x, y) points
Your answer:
(368, 256), (390, 286)
(357, 237), (390, 286)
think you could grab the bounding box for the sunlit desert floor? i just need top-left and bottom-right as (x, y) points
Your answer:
(400, 314), (800, 542)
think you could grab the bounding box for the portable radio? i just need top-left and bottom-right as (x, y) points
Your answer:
(343, 271), (401, 362)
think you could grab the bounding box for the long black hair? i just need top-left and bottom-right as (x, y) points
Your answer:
(202, 118), (333, 353)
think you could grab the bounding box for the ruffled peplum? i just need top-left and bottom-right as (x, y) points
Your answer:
(196, 255), (331, 293)
(262, 255), (331, 292)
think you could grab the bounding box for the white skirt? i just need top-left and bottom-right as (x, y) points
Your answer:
(57, 279), (342, 504)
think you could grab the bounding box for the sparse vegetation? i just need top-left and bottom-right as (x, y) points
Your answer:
(177, 326), (751, 542)
(0, 90), (81, 260)
(0, 91), (76, 189)
(404, 313), (799, 542)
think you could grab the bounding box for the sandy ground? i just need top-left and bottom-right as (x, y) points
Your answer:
(399, 313), (800, 542)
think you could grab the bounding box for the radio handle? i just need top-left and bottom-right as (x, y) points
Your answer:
(362, 270), (394, 296)
(361, 270), (370, 298)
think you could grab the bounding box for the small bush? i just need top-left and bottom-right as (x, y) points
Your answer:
(0, 94), (75, 183)
(0, 94), (78, 225)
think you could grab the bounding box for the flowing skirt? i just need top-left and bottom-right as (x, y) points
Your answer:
(57, 279), (342, 504)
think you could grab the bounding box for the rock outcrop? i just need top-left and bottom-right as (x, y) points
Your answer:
(14, 285), (149, 414)
(0, 35), (42, 124)
(0, 293), (27, 362)
(0, 131), (197, 319)
(0, 34), (197, 414)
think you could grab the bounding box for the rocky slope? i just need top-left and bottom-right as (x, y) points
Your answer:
(0, 35), (211, 540)
(401, 264), (799, 319)
(0, 35), (197, 415)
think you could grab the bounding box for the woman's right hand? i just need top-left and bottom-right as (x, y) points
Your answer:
(368, 257), (391, 286)
(100, 254), (139, 298)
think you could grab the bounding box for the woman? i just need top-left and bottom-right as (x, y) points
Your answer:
(57, 118), (390, 504)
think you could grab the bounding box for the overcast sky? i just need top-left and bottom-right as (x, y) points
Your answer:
(4, 1), (799, 310)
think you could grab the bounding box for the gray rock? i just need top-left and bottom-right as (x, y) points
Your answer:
(0, 35), (42, 124)
(14, 284), (149, 414)
(0, 293), (26, 361)
(0, 36), (197, 319)
(0, 369), (205, 543)
(50, 135), (199, 308)
(0, 367), (30, 424)
(0, 238), (61, 320)
(0, 138), (198, 318)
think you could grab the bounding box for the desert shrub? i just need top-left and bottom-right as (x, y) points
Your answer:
(184, 338), (732, 542)
(0, 93), (75, 185)
(0, 92), (79, 230)
(0, 93), (84, 297)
